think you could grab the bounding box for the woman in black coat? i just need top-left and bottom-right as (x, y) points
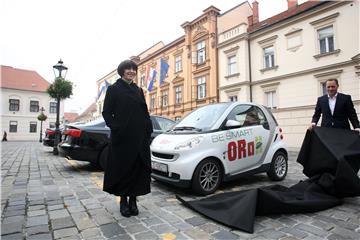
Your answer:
(102, 60), (153, 217)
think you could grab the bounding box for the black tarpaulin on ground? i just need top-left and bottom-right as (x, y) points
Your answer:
(176, 127), (360, 233)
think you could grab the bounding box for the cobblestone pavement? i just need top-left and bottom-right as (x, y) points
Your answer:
(1, 142), (360, 240)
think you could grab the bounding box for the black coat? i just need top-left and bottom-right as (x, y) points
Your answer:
(311, 93), (360, 129)
(102, 79), (153, 197)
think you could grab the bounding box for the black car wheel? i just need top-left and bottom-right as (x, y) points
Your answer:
(267, 151), (288, 181)
(99, 145), (109, 170)
(192, 158), (222, 195)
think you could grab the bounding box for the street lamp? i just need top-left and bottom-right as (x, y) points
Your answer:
(39, 107), (45, 142)
(52, 59), (68, 155)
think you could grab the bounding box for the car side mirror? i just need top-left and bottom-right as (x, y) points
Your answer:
(225, 119), (241, 128)
(262, 121), (270, 130)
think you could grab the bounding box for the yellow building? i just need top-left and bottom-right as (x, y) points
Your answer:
(135, 6), (220, 121)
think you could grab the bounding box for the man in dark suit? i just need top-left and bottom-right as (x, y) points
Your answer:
(309, 79), (360, 133)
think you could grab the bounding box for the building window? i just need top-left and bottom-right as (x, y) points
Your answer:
(264, 46), (275, 68)
(197, 40), (206, 64)
(49, 122), (56, 128)
(9, 99), (20, 111)
(140, 73), (146, 87)
(175, 55), (182, 73)
(50, 102), (57, 113)
(30, 122), (37, 133)
(175, 86), (182, 104)
(9, 121), (18, 132)
(228, 55), (237, 75)
(318, 26), (334, 54)
(321, 82), (327, 95)
(265, 91), (277, 109)
(197, 76), (206, 100)
(150, 94), (156, 111)
(229, 95), (238, 102)
(30, 100), (39, 112)
(161, 90), (169, 107)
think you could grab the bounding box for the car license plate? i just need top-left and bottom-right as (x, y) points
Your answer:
(151, 161), (168, 173)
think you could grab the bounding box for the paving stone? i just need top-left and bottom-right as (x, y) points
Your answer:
(150, 224), (177, 234)
(1, 222), (23, 235)
(184, 228), (212, 239)
(1, 233), (24, 240)
(2, 215), (25, 224)
(185, 216), (208, 226)
(258, 228), (288, 239)
(49, 209), (70, 219)
(125, 223), (148, 234)
(80, 228), (103, 239)
(332, 226), (360, 239)
(28, 209), (46, 217)
(51, 216), (76, 230)
(27, 233), (53, 240)
(294, 223), (328, 237)
(26, 215), (49, 227)
(100, 223), (126, 238)
(198, 222), (223, 234)
(53, 227), (78, 239)
(142, 216), (164, 226)
(279, 226), (308, 239)
(133, 231), (159, 240)
(3, 209), (25, 217)
(26, 225), (50, 236)
(212, 230), (239, 240)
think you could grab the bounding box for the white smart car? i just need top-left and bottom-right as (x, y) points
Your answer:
(151, 102), (288, 195)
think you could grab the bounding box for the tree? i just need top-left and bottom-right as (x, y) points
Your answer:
(47, 77), (73, 154)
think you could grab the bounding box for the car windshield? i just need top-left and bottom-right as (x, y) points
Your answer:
(83, 118), (107, 127)
(174, 103), (230, 131)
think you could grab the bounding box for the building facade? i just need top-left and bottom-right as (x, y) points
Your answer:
(93, 0), (359, 149)
(218, 0), (360, 148)
(136, 6), (220, 120)
(1, 66), (64, 141)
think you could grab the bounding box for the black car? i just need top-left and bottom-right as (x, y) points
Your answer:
(43, 127), (65, 147)
(58, 115), (175, 169)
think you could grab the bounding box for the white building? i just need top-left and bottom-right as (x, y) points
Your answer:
(1, 66), (64, 141)
(218, 0), (360, 149)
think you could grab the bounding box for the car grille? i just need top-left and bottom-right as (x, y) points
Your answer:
(152, 152), (174, 160)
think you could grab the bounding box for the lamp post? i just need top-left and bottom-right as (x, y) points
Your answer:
(39, 107), (45, 142)
(52, 59), (68, 155)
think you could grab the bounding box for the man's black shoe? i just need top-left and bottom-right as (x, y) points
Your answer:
(120, 201), (131, 218)
(129, 198), (139, 216)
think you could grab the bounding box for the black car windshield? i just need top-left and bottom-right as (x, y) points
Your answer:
(174, 103), (230, 132)
(83, 118), (108, 128)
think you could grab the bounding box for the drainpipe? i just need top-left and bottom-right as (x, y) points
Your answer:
(248, 35), (253, 102)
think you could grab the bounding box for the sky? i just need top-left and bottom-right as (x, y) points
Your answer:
(1, 0), (306, 114)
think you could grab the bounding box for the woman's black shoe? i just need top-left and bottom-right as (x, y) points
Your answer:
(120, 198), (131, 218)
(129, 198), (139, 216)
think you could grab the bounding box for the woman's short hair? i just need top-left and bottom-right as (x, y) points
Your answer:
(117, 60), (138, 77)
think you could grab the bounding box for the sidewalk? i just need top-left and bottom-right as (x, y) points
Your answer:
(1, 142), (360, 240)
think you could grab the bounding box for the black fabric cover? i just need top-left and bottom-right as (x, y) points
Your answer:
(177, 127), (360, 233)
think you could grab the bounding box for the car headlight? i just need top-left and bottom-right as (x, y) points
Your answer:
(174, 136), (204, 150)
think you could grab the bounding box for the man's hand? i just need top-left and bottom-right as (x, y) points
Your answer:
(308, 123), (316, 130)
(355, 128), (360, 134)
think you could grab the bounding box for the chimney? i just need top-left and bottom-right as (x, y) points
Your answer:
(252, 1), (259, 24)
(248, 15), (253, 27)
(287, 0), (298, 9)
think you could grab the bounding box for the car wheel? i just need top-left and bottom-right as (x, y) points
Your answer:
(192, 158), (222, 195)
(99, 145), (109, 171)
(267, 151), (288, 181)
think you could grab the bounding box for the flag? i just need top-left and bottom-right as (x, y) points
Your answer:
(147, 67), (157, 91)
(97, 80), (110, 100)
(159, 58), (169, 85)
(145, 65), (151, 88)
